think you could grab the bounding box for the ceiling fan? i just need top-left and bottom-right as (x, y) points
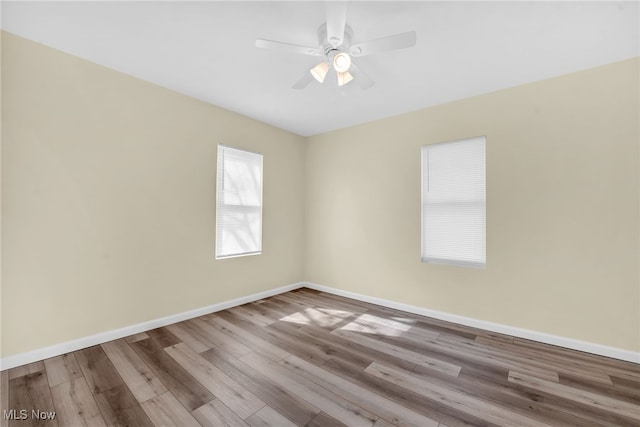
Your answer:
(255, 2), (417, 90)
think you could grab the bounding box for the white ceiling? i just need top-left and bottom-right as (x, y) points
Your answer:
(2, 1), (638, 136)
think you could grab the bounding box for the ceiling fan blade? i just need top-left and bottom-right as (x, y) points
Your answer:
(326, 1), (347, 47)
(255, 38), (323, 56)
(350, 61), (374, 90)
(292, 71), (314, 90)
(349, 31), (417, 57)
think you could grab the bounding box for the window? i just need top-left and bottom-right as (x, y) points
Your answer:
(216, 145), (263, 259)
(421, 136), (486, 268)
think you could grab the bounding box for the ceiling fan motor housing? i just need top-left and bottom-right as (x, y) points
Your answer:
(318, 23), (353, 57)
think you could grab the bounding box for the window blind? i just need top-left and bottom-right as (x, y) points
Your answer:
(216, 145), (263, 259)
(421, 136), (486, 268)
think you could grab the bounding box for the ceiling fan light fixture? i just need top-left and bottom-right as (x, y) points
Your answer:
(310, 61), (330, 83)
(333, 52), (352, 73)
(337, 71), (354, 86)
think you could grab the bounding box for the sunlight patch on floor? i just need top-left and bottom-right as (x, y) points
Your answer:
(340, 314), (412, 337)
(280, 308), (353, 327)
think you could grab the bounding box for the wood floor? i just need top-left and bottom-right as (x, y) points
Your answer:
(2, 288), (639, 427)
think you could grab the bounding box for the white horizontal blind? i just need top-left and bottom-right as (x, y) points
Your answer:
(216, 145), (263, 259)
(421, 137), (486, 268)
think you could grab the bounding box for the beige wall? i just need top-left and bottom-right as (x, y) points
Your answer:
(1, 32), (306, 357)
(305, 58), (640, 352)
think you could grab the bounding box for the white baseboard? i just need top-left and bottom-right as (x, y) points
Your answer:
(0, 282), (305, 371)
(303, 282), (640, 364)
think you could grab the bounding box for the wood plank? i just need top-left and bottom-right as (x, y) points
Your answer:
(0, 371), (8, 427)
(611, 375), (640, 398)
(306, 411), (349, 427)
(299, 323), (418, 372)
(200, 348), (319, 426)
(495, 370), (633, 426)
(293, 291), (370, 314)
(280, 354), (440, 427)
(271, 293), (320, 311)
(248, 300), (293, 323)
(240, 351), (378, 427)
(165, 323), (214, 353)
(322, 357), (514, 427)
(487, 336), (640, 382)
(365, 328), (560, 383)
(558, 373), (639, 405)
(366, 362), (552, 427)
(100, 339), (167, 402)
(245, 406), (298, 427)
(257, 296), (304, 316)
(207, 316), (289, 361)
(130, 338), (214, 411)
(218, 311), (332, 365)
(508, 371), (640, 422)
(269, 321), (374, 370)
(140, 392), (200, 427)
(187, 317), (252, 358)
(8, 362), (45, 380)
(43, 354), (83, 387)
(165, 342), (265, 419)
(437, 333), (613, 385)
(513, 338), (640, 374)
(191, 399), (249, 427)
(417, 357), (602, 426)
(146, 327), (181, 348)
(373, 418), (398, 427)
(93, 383), (154, 427)
(124, 332), (149, 344)
(477, 332), (515, 344)
(229, 305), (274, 327)
(75, 346), (123, 395)
(50, 377), (106, 427)
(8, 371), (58, 427)
(331, 328), (461, 377)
